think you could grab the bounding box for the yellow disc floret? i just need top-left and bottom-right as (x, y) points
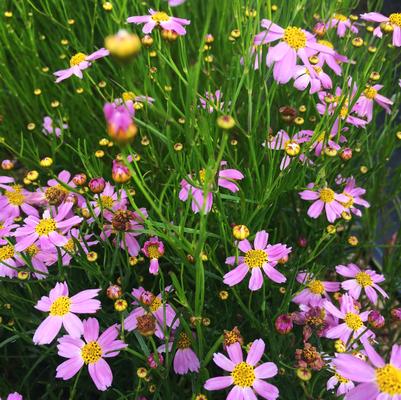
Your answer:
(364, 86), (377, 100)
(81, 341), (103, 364)
(283, 27), (307, 50)
(35, 218), (57, 236)
(376, 364), (401, 395)
(244, 249), (268, 269)
(308, 280), (325, 295)
(151, 11), (170, 23)
(355, 271), (373, 287)
(70, 53), (87, 67)
(389, 13), (401, 28)
(320, 188), (335, 203)
(5, 190), (24, 206)
(0, 244), (15, 261)
(49, 296), (71, 316)
(344, 312), (363, 331)
(231, 362), (256, 387)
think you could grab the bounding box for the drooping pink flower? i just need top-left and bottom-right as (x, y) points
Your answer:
(293, 64), (332, 94)
(354, 85), (393, 122)
(223, 230), (291, 291)
(42, 116), (68, 137)
(179, 162), (244, 214)
(33, 282), (101, 345)
(299, 185), (349, 223)
(204, 339), (279, 400)
(323, 294), (373, 345)
(53, 48), (109, 83)
(315, 39), (349, 76)
(199, 90), (225, 113)
(292, 272), (340, 307)
(142, 236), (165, 275)
(333, 341), (401, 399)
(56, 318), (127, 391)
(124, 287), (179, 339)
(335, 263), (388, 304)
(253, 19), (334, 84)
(340, 178), (370, 217)
(361, 12), (401, 47)
(326, 14), (358, 37)
(103, 102), (138, 142)
(127, 9), (190, 35)
(14, 202), (82, 252)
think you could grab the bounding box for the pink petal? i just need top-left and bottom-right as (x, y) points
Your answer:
(33, 316), (62, 345)
(213, 352), (235, 372)
(246, 339), (265, 366)
(88, 359), (113, 391)
(332, 354), (375, 382)
(223, 263), (249, 286)
(249, 268), (264, 291)
(345, 383), (379, 400)
(254, 362), (278, 379)
(253, 380), (280, 400)
(63, 313), (84, 338)
(227, 342), (243, 364)
(83, 318), (100, 342)
(254, 231), (268, 250)
(204, 376), (234, 390)
(56, 356), (84, 380)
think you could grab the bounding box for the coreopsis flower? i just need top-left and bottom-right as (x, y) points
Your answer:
(142, 236), (165, 275)
(127, 9), (190, 35)
(60, 228), (98, 266)
(90, 182), (127, 219)
(0, 217), (18, 244)
(293, 64), (332, 94)
(354, 85), (393, 122)
(21, 243), (58, 279)
(299, 185), (349, 223)
(124, 287), (179, 338)
(2, 393), (23, 400)
(295, 342), (325, 371)
(179, 162), (244, 214)
(0, 184), (38, 219)
(0, 243), (23, 278)
(335, 263), (388, 304)
(303, 128), (347, 157)
(315, 39), (349, 76)
(14, 202), (82, 252)
(56, 318), (127, 391)
(112, 160), (131, 183)
(292, 272), (340, 307)
(327, 367), (355, 396)
(204, 339), (279, 400)
(361, 12), (401, 47)
(323, 294), (373, 344)
(103, 102), (138, 142)
(33, 282), (101, 345)
(42, 116), (68, 137)
(199, 90), (225, 113)
(253, 19), (334, 84)
(326, 14), (358, 37)
(368, 310), (385, 329)
(158, 332), (200, 375)
(88, 177), (106, 194)
(275, 314), (293, 334)
(223, 230), (291, 291)
(53, 48), (109, 83)
(333, 342), (401, 399)
(340, 178), (370, 217)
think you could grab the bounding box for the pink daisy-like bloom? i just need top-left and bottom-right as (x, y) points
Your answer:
(323, 294), (373, 345)
(293, 272), (340, 307)
(327, 365), (355, 396)
(303, 127), (347, 157)
(142, 236), (165, 275)
(326, 14), (358, 37)
(2, 393), (23, 400)
(253, 19), (334, 84)
(0, 217), (18, 245)
(54, 48), (109, 83)
(20, 243), (58, 279)
(56, 318), (127, 391)
(33, 282), (101, 345)
(299, 185), (349, 223)
(42, 116), (68, 138)
(0, 184), (38, 220)
(14, 202), (82, 252)
(90, 182), (127, 220)
(293, 64), (332, 94)
(361, 12), (401, 47)
(335, 263), (388, 304)
(223, 230), (291, 291)
(333, 341), (401, 399)
(158, 331), (200, 375)
(315, 39), (349, 76)
(354, 85), (393, 122)
(127, 9), (190, 35)
(204, 339), (279, 400)
(179, 162), (244, 214)
(199, 90), (225, 113)
(340, 177), (370, 217)
(124, 286), (179, 339)
(0, 242), (23, 278)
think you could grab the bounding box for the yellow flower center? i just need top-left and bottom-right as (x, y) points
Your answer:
(63, 238), (75, 253)
(340, 106), (349, 119)
(244, 249), (268, 269)
(70, 52), (87, 67)
(333, 13), (348, 22)
(149, 297), (162, 312)
(317, 133), (326, 142)
(364, 86), (377, 100)
(320, 188), (335, 203)
(35, 218), (57, 236)
(49, 296), (71, 316)
(308, 280), (325, 295)
(198, 168), (206, 184)
(376, 364), (401, 395)
(335, 373), (349, 384)
(231, 362), (256, 387)
(26, 244), (39, 256)
(147, 244), (162, 259)
(177, 332), (191, 349)
(99, 195), (114, 209)
(341, 193), (354, 208)
(283, 27), (307, 50)
(122, 91), (136, 102)
(389, 13), (401, 28)
(284, 140), (301, 156)
(81, 341), (103, 364)
(318, 39), (334, 49)
(151, 11), (170, 23)
(344, 312), (363, 331)
(5, 190), (24, 206)
(0, 244), (14, 261)
(355, 271), (373, 287)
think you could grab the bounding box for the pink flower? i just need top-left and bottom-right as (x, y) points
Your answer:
(90, 182), (127, 220)
(14, 202), (82, 252)
(3, 393), (23, 400)
(315, 39), (349, 76)
(361, 12), (401, 47)
(33, 282), (101, 345)
(293, 65), (332, 94)
(204, 339), (279, 400)
(53, 48), (109, 83)
(127, 9), (190, 35)
(56, 318), (127, 391)
(42, 116), (68, 137)
(253, 19), (334, 84)
(354, 85), (393, 122)
(223, 230), (291, 291)
(335, 263), (388, 304)
(0, 184), (38, 219)
(292, 272), (340, 307)
(326, 14), (358, 37)
(124, 287), (179, 339)
(333, 342), (401, 399)
(299, 185), (349, 223)
(179, 162), (244, 214)
(327, 367), (355, 396)
(341, 178), (370, 217)
(0, 217), (18, 245)
(60, 228), (98, 266)
(323, 294), (373, 344)
(142, 236), (165, 275)
(305, 128), (347, 157)
(0, 243), (23, 278)
(199, 90), (225, 113)
(21, 243), (58, 279)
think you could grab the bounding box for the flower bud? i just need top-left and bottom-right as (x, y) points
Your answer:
(217, 115), (235, 130)
(105, 30), (141, 59)
(340, 148), (352, 160)
(114, 299), (128, 311)
(147, 352), (164, 369)
(161, 30), (178, 41)
(106, 284), (122, 300)
(279, 106), (297, 123)
(297, 237), (308, 248)
(391, 308), (401, 321)
(112, 160), (131, 183)
(1, 159), (14, 170)
(275, 314), (293, 334)
(88, 177), (105, 193)
(72, 173), (87, 186)
(368, 310), (385, 329)
(233, 225), (250, 240)
(313, 22), (326, 37)
(142, 35), (154, 47)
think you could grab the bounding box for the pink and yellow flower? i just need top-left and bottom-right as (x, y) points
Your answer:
(361, 12), (401, 47)
(142, 236), (165, 275)
(325, 14), (358, 37)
